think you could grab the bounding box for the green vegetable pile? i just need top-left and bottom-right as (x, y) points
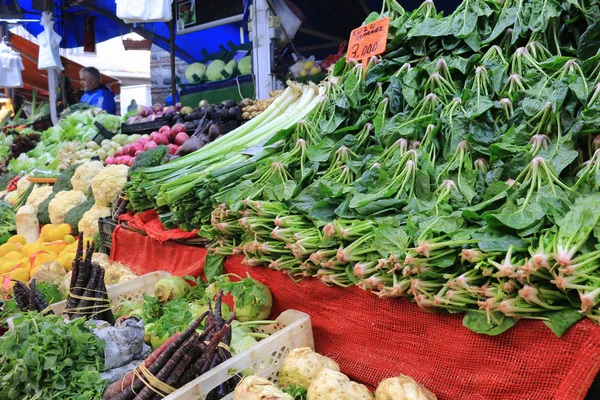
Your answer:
(130, 0), (600, 336)
(0, 199), (16, 237)
(0, 313), (107, 399)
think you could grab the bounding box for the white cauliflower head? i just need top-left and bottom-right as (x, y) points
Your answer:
(71, 161), (105, 193)
(78, 204), (111, 236)
(91, 164), (129, 207)
(26, 186), (54, 211)
(48, 190), (88, 224)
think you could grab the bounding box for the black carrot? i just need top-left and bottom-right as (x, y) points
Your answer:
(111, 311), (209, 400)
(65, 235), (84, 312)
(134, 333), (199, 400)
(12, 281), (30, 311)
(189, 324), (230, 378)
(74, 264), (100, 319)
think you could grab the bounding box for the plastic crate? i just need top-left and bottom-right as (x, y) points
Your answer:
(164, 309), (314, 400)
(49, 271), (171, 315)
(98, 217), (118, 255)
(121, 117), (166, 136)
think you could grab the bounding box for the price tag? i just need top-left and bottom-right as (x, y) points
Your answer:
(347, 17), (390, 67)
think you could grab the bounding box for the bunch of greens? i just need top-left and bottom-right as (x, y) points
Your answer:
(0, 199), (16, 237)
(133, 0), (600, 336)
(0, 313), (107, 399)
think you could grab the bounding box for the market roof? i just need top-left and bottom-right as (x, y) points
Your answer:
(9, 33), (121, 97)
(15, 0), (463, 64)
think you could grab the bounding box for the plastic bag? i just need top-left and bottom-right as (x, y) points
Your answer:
(37, 12), (63, 71)
(289, 56), (322, 78)
(116, 0), (173, 23)
(90, 317), (151, 370)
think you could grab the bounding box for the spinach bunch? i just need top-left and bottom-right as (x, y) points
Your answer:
(0, 313), (107, 399)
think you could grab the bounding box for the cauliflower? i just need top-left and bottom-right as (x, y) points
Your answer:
(48, 190), (88, 224)
(26, 186), (53, 210)
(71, 161), (105, 193)
(78, 204), (111, 236)
(16, 176), (32, 196)
(91, 164), (129, 207)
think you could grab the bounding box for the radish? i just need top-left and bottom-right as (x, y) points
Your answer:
(144, 141), (158, 151)
(135, 150), (144, 157)
(171, 123), (186, 134)
(175, 132), (190, 146)
(105, 157), (115, 165)
(159, 126), (170, 134)
(150, 131), (160, 141)
(122, 144), (131, 156)
(114, 157), (122, 165)
(168, 144), (178, 155)
(153, 133), (169, 145)
(137, 137), (150, 146)
(121, 156), (134, 166)
(130, 143), (143, 156)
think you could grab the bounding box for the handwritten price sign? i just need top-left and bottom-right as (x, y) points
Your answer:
(347, 17), (390, 66)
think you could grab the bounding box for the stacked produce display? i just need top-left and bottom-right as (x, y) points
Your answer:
(126, 0), (600, 336)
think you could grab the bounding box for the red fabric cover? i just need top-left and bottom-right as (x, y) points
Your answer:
(110, 225), (207, 277)
(111, 228), (600, 399)
(118, 210), (199, 243)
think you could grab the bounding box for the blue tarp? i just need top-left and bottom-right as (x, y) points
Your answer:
(17, 0), (248, 64)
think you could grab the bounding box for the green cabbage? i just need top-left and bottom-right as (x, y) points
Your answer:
(238, 55), (252, 75)
(224, 60), (237, 79)
(185, 62), (207, 83)
(206, 60), (227, 82)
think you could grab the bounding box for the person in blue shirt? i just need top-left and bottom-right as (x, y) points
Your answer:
(79, 66), (117, 114)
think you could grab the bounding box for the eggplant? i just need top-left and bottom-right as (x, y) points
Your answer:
(175, 117), (184, 125)
(183, 113), (195, 122)
(204, 106), (216, 115)
(222, 100), (237, 108)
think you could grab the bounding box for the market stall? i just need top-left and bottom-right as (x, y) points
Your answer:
(3, 0), (600, 399)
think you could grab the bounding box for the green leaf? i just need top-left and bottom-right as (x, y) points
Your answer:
(473, 229), (529, 252)
(543, 309), (584, 337)
(487, 201), (545, 230)
(463, 310), (518, 335)
(578, 21), (600, 59)
(373, 225), (409, 256)
(204, 254), (225, 284)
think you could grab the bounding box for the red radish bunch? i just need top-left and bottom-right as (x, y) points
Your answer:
(106, 124), (189, 166)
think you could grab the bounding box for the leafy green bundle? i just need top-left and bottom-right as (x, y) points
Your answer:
(138, 0), (600, 336)
(0, 313), (107, 399)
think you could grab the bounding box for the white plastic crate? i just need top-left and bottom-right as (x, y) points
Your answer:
(7, 271), (171, 330)
(164, 309), (314, 400)
(50, 271), (172, 314)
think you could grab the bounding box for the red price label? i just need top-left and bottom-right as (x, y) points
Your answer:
(347, 17), (389, 64)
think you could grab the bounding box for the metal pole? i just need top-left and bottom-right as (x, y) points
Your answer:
(169, 1), (177, 105)
(251, 0), (276, 99)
